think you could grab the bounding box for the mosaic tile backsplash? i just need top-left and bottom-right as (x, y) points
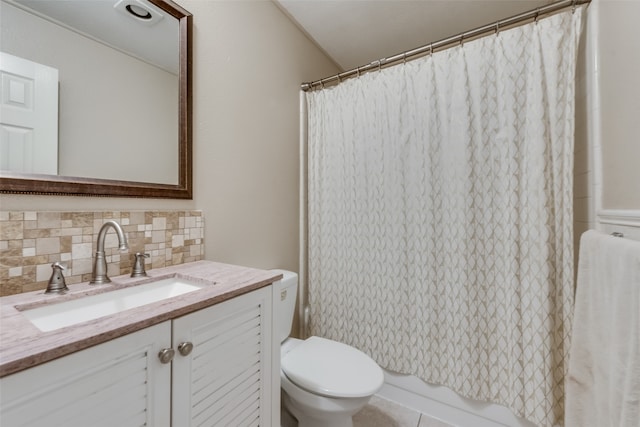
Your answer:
(0, 210), (204, 296)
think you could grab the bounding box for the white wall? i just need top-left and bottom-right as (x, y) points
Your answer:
(574, 0), (640, 241)
(574, 0), (640, 255)
(573, 2), (593, 266)
(0, 1), (339, 278)
(597, 0), (640, 210)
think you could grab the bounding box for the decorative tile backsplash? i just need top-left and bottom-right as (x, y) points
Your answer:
(0, 210), (204, 296)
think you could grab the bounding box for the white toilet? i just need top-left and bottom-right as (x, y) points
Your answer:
(273, 270), (384, 427)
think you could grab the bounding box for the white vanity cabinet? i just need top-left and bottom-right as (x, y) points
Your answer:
(0, 286), (278, 427)
(0, 322), (172, 427)
(172, 285), (277, 426)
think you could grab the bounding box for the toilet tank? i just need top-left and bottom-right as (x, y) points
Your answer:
(270, 269), (298, 344)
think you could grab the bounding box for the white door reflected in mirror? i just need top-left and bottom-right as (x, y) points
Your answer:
(0, 52), (58, 175)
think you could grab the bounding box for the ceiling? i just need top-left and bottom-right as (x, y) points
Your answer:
(5, 0), (179, 73)
(7, 0), (554, 76)
(275, 0), (553, 71)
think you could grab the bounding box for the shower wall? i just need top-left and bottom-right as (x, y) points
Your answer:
(597, 0), (640, 210)
(573, 2), (595, 267)
(574, 0), (640, 264)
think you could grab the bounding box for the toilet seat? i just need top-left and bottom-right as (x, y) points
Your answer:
(281, 336), (384, 399)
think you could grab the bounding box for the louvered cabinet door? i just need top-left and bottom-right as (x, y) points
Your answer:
(0, 322), (172, 427)
(172, 286), (274, 427)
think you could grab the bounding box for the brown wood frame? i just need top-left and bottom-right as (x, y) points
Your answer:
(0, 0), (193, 199)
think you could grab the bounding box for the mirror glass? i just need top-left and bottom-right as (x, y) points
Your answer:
(0, 0), (192, 198)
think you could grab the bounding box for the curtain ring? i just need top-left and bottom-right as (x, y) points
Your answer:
(535, 8), (540, 23)
(572, 0), (577, 13)
(429, 43), (433, 56)
(357, 67), (361, 77)
(402, 52), (407, 65)
(495, 21), (500, 35)
(377, 60), (382, 72)
(460, 34), (464, 46)
(320, 80), (325, 89)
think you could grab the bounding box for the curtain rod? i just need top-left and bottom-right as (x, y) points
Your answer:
(301, 0), (590, 91)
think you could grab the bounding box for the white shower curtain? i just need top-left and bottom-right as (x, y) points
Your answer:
(306, 9), (583, 427)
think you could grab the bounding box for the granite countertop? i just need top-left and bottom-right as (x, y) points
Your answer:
(0, 261), (283, 378)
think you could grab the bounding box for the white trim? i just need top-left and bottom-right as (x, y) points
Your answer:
(586, 0), (602, 220)
(597, 210), (640, 228)
(299, 90), (308, 338)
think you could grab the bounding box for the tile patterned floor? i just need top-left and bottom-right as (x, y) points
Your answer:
(353, 396), (454, 427)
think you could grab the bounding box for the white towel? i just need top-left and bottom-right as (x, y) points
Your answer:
(566, 230), (640, 427)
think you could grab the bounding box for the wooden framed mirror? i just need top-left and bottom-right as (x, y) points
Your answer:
(0, 0), (192, 198)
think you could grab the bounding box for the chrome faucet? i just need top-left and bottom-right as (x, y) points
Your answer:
(90, 220), (129, 284)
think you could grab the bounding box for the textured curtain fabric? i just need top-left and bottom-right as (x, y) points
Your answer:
(306, 9), (583, 427)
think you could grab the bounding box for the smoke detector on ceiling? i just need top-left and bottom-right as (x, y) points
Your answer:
(114, 0), (164, 26)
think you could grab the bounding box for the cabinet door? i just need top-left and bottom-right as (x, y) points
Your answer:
(172, 287), (273, 427)
(0, 322), (171, 427)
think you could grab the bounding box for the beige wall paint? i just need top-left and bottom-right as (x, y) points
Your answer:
(184, 0), (338, 273)
(0, 1), (339, 276)
(598, 0), (640, 209)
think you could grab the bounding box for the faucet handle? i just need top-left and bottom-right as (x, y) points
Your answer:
(131, 253), (150, 277)
(45, 262), (69, 294)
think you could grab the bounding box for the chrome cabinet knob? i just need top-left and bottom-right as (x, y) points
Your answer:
(177, 342), (193, 356)
(158, 348), (175, 364)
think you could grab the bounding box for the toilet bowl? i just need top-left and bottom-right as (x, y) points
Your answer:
(273, 270), (384, 427)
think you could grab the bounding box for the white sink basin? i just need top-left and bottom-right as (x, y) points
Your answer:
(21, 277), (207, 332)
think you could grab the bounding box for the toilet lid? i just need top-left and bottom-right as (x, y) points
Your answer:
(281, 336), (384, 398)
